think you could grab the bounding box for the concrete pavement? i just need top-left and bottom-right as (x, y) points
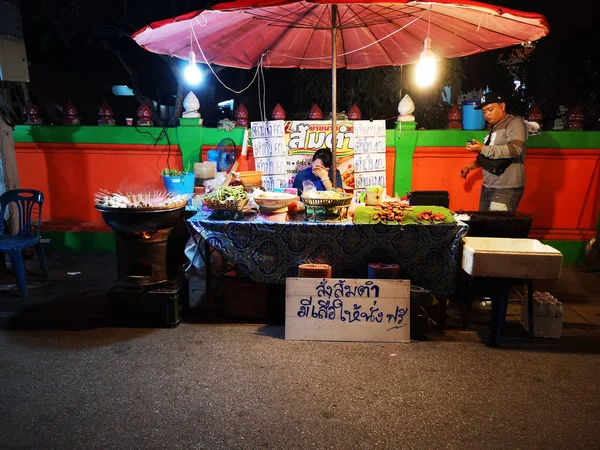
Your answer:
(0, 253), (599, 449)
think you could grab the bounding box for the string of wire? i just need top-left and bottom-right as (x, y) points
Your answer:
(192, 17), (268, 120)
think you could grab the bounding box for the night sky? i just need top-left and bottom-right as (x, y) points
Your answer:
(17, 0), (598, 127)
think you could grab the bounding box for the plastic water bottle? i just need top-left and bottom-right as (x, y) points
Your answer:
(522, 291), (563, 338)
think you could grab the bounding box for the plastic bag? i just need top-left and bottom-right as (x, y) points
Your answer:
(302, 180), (317, 197)
(184, 235), (222, 279)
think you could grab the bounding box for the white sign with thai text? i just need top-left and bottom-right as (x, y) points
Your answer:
(353, 120), (386, 138)
(354, 137), (386, 154)
(353, 153), (386, 173)
(251, 136), (288, 158)
(251, 120), (288, 184)
(352, 120), (386, 202)
(285, 278), (410, 343)
(250, 120), (285, 139)
(355, 171), (387, 190)
(261, 175), (290, 191)
(254, 156), (287, 176)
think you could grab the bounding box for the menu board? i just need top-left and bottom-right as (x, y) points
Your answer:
(250, 119), (386, 194)
(352, 120), (386, 201)
(250, 120), (288, 190)
(285, 120), (354, 190)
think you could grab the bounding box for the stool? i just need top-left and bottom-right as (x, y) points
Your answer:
(368, 263), (400, 279)
(298, 263), (331, 278)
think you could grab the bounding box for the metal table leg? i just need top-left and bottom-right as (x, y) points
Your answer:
(204, 239), (212, 299)
(489, 278), (510, 347)
(527, 279), (535, 340)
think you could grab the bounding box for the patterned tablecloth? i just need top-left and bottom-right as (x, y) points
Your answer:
(188, 210), (468, 294)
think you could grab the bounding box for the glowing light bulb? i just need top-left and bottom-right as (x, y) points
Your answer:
(415, 38), (436, 87)
(184, 51), (202, 85)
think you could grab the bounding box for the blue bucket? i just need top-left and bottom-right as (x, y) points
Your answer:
(162, 173), (195, 195)
(462, 99), (486, 130)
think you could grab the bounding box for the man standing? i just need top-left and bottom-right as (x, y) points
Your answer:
(460, 92), (528, 212)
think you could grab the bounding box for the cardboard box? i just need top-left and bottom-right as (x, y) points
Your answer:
(223, 277), (269, 320)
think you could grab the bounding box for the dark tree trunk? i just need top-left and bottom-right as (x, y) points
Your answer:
(160, 55), (186, 122)
(102, 39), (164, 126)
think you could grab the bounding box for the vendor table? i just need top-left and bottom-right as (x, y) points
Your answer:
(188, 210), (468, 296)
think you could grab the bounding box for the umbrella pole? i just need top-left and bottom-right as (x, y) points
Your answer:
(331, 5), (338, 189)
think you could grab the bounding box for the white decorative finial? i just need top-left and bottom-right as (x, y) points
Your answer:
(182, 91), (201, 118)
(397, 94), (416, 122)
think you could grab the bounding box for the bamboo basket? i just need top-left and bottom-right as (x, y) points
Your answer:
(298, 263), (332, 278)
(203, 198), (249, 211)
(301, 195), (353, 208)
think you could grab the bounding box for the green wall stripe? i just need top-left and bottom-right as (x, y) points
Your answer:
(14, 125), (177, 146)
(15, 125), (600, 149)
(43, 231), (115, 253)
(541, 240), (588, 266)
(13, 125), (249, 148)
(413, 129), (600, 148)
(393, 129), (418, 196)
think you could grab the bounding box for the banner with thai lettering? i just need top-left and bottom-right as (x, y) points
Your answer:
(285, 120), (355, 191)
(250, 120), (386, 193)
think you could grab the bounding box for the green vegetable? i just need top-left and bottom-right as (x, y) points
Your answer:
(204, 186), (248, 203)
(161, 163), (192, 177)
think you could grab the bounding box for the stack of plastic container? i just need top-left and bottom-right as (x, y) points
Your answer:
(520, 291), (564, 338)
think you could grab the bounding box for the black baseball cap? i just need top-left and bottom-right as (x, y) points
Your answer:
(474, 92), (505, 109)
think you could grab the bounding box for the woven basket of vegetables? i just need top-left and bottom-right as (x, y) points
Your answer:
(202, 186), (249, 211)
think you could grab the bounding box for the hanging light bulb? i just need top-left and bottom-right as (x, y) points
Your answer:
(415, 37), (436, 87)
(184, 51), (202, 85)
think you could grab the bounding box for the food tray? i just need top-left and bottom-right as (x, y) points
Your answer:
(203, 198), (249, 211)
(95, 199), (189, 212)
(254, 194), (297, 211)
(301, 195), (353, 208)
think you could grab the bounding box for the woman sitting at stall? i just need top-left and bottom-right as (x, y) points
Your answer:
(292, 148), (343, 196)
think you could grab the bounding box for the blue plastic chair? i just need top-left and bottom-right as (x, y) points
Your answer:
(0, 189), (48, 298)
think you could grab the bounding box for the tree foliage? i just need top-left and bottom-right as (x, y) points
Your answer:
(22, 0), (215, 125)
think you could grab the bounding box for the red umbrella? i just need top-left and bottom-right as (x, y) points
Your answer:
(133, 0), (549, 185)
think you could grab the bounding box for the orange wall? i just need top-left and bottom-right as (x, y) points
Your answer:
(19, 142), (391, 229)
(16, 143), (181, 229)
(412, 147), (600, 241)
(22, 140), (598, 242)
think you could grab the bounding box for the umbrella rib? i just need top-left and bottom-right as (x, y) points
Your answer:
(337, 4), (414, 28)
(348, 5), (427, 53)
(301, 5), (335, 66)
(416, 6), (546, 48)
(245, 4), (329, 29)
(264, 4), (325, 66)
(436, 4), (549, 34)
(390, 6), (486, 53)
(348, 5), (397, 66)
